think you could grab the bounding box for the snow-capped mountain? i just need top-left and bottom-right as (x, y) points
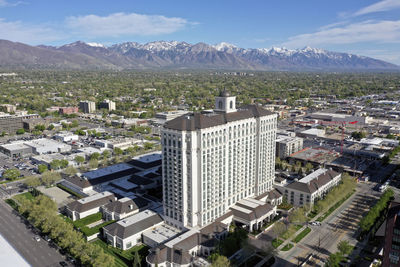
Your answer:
(0, 39), (397, 71)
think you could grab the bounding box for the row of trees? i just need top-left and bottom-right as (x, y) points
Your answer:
(24, 171), (61, 187)
(326, 240), (353, 267)
(16, 195), (114, 266)
(312, 173), (356, 214)
(359, 189), (394, 233)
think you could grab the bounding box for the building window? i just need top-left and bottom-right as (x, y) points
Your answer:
(218, 101), (223, 109)
(230, 101), (233, 109)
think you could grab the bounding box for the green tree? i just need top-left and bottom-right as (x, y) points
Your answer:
(24, 176), (41, 188)
(16, 128), (25, 135)
(90, 152), (100, 160)
(38, 164), (48, 174)
(41, 171), (61, 186)
(272, 221), (286, 237)
(337, 240), (352, 256)
(50, 159), (61, 170)
(101, 150), (111, 159)
(34, 124), (46, 131)
(89, 159), (99, 169)
(3, 168), (20, 180)
(210, 255), (231, 267)
(74, 155), (85, 165)
(71, 120), (79, 128)
(326, 253), (343, 267)
(144, 142), (154, 150)
(289, 207), (307, 224)
(113, 147), (123, 156)
(132, 250), (141, 267)
(60, 159), (69, 169)
(64, 166), (77, 177)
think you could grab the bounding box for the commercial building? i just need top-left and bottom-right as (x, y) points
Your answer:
(275, 168), (342, 206)
(0, 113), (39, 134)
(79, 101), (96, 113)
(307, 112), (371, 125)
(155, 110), (190, 122)
(103, 210), (163, 250)
(161, 91), (277, 229)
(276, 135), (303, 159)
(65, 191), (116, 221)
(95, 138), (141, 150)
(54, 131), (79, 142)
(0, 104), (16, 113)
(0, 138), (71, 157)
(99, 99), (116, 111)
(382, 201), (400, 267)
(58, 107), (79, 115)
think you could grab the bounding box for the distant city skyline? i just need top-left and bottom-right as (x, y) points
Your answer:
(0, 0), (399, 64)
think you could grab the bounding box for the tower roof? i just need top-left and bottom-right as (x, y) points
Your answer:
(219, 90), (231, 97)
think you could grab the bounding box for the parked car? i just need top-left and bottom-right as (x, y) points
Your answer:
(34, 236), (40, 242)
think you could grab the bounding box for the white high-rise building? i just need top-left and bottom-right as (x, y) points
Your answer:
(161, 91), (277, 229)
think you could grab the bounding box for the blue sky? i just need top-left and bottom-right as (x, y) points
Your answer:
(0, 0), (400, 64)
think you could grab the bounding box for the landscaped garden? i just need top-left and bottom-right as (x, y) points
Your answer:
(292, 227), (311, 243)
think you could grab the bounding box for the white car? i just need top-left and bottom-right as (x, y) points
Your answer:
(34, 236), (40, 242)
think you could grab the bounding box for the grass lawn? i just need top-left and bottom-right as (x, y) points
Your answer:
(280, 224), (302, 240)
(292, 227), (311, 243)
(281, 243), (294, 251)
(13, 192), (35, 202)
(272, 238), (284, 248)
(80, 220), (115, 236)
(93, 239), (149, 267)
(73, 212), (102, 228)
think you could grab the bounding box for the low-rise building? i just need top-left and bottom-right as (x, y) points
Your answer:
(275, 168), (342, 206)
(59, 107), (79, 115)
(95, 138), (141, 150)
(54, 131), (79, 142)
(276, 135), (303, 159)
(103, 210), (163, 250)
(102, 197), (150, 221)
(65, 191), (116, 221)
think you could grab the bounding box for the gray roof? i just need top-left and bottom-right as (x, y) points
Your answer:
(231, 202), (274, 222)
(103, 213), (163, 239)
(102, 197), (149, 215)
(147, 246), (192, 266)
(164, 105), (275, 131)
(285, 169), (340, 194)
(147, 220), (229, 265)
(66, 193), (115, 213)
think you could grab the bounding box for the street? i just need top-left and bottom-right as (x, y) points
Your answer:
(0, 200), (69, 267)
(259, 181), (381, 267)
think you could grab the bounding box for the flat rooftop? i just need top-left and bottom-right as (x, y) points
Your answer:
(289, 147), (339, 164)
(83, 163), (133, 180)
(143, 224), (181, 244)
(118, 210), (157, 228)
(77, 191), (113, 204)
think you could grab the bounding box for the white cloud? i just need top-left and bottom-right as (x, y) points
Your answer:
(283, 20), (400, 47)
(0, 0), (24, 7)
(65, 12), (191, 38)
(354, 0), (400, 16)
(0, 18), (63, 44)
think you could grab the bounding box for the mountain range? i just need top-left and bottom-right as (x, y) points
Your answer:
(0, 39), (398, 71)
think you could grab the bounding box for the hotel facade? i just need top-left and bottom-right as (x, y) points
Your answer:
(161, 91), (277, 229)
